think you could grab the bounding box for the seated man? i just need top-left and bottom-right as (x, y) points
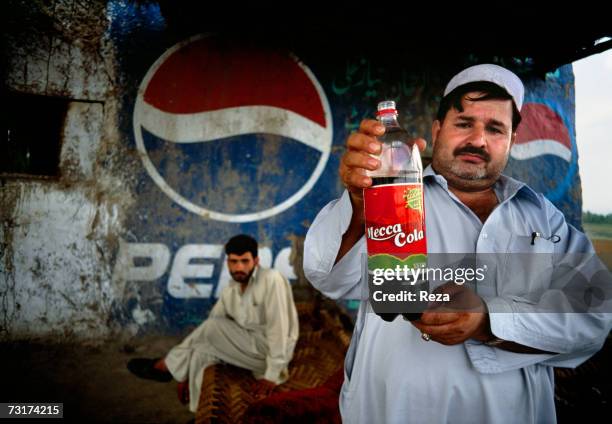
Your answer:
(128, 234), (299, 414)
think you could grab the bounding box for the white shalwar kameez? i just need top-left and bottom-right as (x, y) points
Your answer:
(165, 266), (299, 413)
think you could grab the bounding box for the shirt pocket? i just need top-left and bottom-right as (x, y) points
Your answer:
(498, 233), (555, 299)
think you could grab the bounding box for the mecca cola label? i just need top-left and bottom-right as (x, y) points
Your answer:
(364, 182), (427, 320)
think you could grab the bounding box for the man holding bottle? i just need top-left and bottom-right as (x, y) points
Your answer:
(304, 64), (612, 423)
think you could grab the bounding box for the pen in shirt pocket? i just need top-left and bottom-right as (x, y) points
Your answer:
(530, 231), (561, 245)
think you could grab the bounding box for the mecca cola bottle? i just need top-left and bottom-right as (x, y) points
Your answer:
(364, 100), (427, 322)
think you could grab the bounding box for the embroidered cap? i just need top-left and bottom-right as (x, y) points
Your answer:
(443, 64), (525, 111)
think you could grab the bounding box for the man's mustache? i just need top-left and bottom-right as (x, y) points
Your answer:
(453, 146), (490, 162)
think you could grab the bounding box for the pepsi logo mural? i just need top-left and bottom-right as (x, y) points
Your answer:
(133, 35), (333, 222)
(512, 103), (572, 163)
(502, 66), (580, 225)
(115, 34), (342, 331)
(510, 101), (577, 202)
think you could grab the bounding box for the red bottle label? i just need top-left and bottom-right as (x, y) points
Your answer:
(364, 183), (427, 268)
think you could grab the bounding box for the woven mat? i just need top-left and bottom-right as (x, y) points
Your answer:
(195, 303), (351, 423)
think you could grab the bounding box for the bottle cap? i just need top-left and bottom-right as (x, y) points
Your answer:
(376, 100), (397, 117)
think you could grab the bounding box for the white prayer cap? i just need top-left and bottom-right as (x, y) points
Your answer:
(443, 64), (525, 111)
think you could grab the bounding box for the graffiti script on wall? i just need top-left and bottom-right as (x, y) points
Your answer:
(331, 56), (427, 132)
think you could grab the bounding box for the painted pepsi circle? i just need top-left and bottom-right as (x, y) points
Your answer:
(133, 34), (333, 222)
(510, 101), (575, 202)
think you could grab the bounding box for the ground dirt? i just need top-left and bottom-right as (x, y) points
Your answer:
(0, 335), (194, 423)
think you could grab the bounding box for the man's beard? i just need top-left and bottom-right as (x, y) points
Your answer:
(434, 144), (507, 185)
(231, 267), (255, 284)
(448, 162), (487, 180)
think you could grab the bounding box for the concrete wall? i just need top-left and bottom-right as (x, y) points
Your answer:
(2, 0), (134, 339)
(1, 0), (583, 341)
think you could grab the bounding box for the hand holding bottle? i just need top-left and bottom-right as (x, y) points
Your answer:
(340, 119), (426, 203)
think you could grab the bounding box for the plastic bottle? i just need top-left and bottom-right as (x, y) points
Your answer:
(363, 100), (428, 322)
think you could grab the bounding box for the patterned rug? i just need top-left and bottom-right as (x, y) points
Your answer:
(195, 303), (351, 423)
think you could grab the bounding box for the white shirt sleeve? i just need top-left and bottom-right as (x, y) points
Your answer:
(303, 190), (365, 300)
(474, 199), (612, 373)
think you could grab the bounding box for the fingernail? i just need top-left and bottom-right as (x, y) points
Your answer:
(369, 142), (380, 153)
(367, 158), (379, 168)
(375, 125), (385, 133)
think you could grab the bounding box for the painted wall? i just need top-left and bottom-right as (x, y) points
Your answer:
(1, 0), (130, 339)
(0, 0), (582, 340)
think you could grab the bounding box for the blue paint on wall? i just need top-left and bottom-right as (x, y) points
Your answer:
(506, 65), (581, 226)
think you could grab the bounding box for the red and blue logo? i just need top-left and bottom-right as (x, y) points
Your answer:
(511, 101), (576, 201)
(512, 103), (572, 162)
(133, 35), (333, 222)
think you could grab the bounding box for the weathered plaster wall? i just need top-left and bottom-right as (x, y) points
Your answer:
(1, 0), (138, 340)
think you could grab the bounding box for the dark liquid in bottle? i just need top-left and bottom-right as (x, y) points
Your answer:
(368, 127), (425, 322)
(369, 171), (426, 322)
(371, 172), (420, 187)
